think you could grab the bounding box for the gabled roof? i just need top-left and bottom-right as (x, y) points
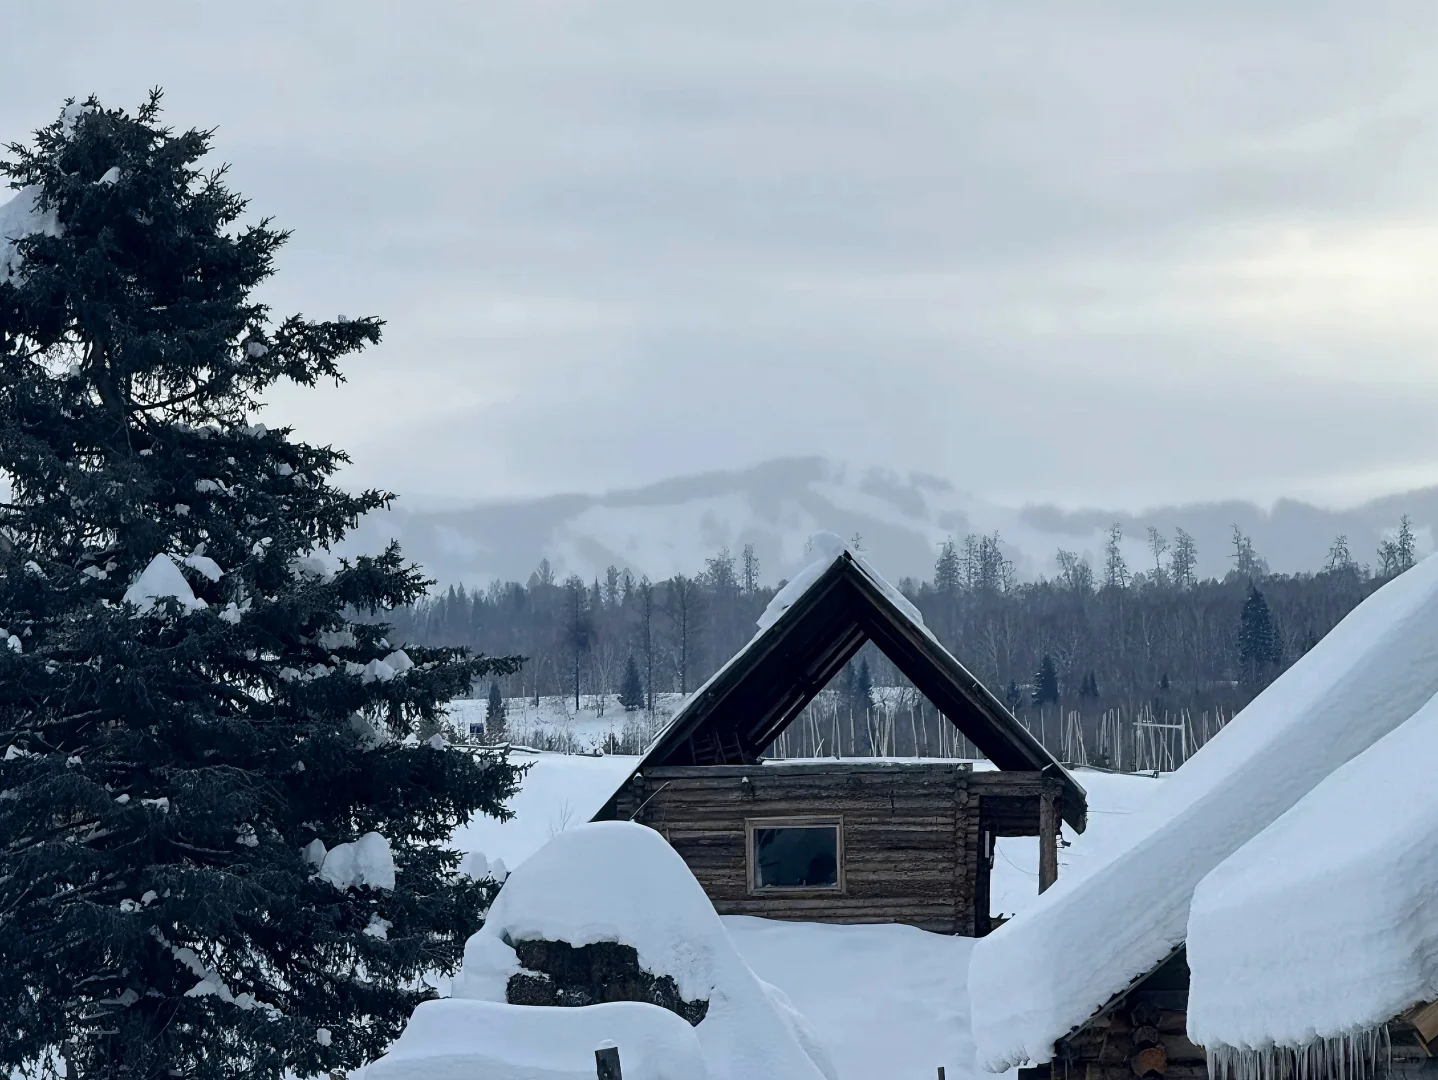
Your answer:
(1187, 684), (1438, 1058)
(600, 544), (1086, 830)
(968, 553), (1438, 1074)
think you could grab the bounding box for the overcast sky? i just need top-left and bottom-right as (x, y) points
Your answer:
(5, 3), (1438, 511)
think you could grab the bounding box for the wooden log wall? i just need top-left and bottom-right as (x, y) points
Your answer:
(612, 761), (1057, 936)
(1019, 949), (1205, 1080)
(1020, 948), (1438, 1080)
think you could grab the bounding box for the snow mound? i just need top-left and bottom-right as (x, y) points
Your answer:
(1187, 687), (1438, 1054)
(366, 998), (706, 1080)
(123, 554), (207, 614)
(0, 184), (61, 282)
(969, 555), (1438, 1072)
(317, 832), (395, 891)
(451, 820), (835, 1080)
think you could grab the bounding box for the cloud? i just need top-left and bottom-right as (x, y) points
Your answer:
(4, 1), (1438, 509)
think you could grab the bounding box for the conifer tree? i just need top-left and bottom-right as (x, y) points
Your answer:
(0, 94), (522, 1080)
(1238, 583), (1282, 684)
(486, 679), (507, 735)
(1032, 654), (1060, 705)
(619, 655), (645, 712)
(855, 657), (876, 717)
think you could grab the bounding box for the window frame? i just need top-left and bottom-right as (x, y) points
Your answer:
(744, 815), (846, 895)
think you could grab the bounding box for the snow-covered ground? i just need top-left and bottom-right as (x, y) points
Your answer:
(442, 695), (682, 755)
(991, 766), (1164, 920)
(725, 916), (978, 1080)
(439, 751), (1163, 1079)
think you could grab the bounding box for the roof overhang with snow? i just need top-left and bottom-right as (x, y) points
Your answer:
(603, 549), (1086, 830)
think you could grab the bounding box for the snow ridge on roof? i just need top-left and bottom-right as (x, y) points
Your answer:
(683, 531), (927, 716)
(1187, 685), (1438, 1056)
(969, 554), (1438, 1072)
(757, 532), (927, 635)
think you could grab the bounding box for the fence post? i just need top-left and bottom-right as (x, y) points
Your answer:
(596, 1042), (622, 1080)
(939, 1068), (947, 1079)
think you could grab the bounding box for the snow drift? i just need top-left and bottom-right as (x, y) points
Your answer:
(365, 998), (706, 1080)
(969, 555), (1438, 1072)
(1186, 687), (1438, 1061)
(372, 820), (835, 1080)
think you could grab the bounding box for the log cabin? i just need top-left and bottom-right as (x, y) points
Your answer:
(594, 543), (1087, 936)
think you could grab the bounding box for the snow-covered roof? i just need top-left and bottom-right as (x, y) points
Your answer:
(597, 533), (1085, 828)
(1186, 686), (1438, 1060)
(968, 554), (1438, 1072)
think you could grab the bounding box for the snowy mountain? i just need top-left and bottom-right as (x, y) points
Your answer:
(342, 457), (1438, 590)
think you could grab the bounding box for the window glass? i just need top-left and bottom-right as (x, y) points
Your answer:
(752, 825), (840, 889)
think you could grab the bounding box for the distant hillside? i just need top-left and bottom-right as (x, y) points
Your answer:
(341, 457), (1436, 588)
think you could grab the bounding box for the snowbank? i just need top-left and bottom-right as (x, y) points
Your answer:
(1187, 688), (1438, 1055)
(451, 820), (835, 1080)
(725, 916), (980, 1080)
(970, 555), (1438, 1072)
(366, 997), (706, 1080)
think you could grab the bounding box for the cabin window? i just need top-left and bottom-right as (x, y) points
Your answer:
(746, 817), (844, 892)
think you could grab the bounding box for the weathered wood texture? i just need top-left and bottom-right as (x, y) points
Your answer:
(1038, 791), (1058, 893)
(1019, 948), (1201, 1080)
(613, 761), (1057, 935)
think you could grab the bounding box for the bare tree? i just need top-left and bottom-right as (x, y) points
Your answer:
(1171, 528), (1198, 589)
(638, 576), (656, 713)
(741, 543), (761, 595)
(563, 575), (592, 711)
(1056, 549), (1094, 594)
(663, 574), (705, 696)
(1103, 524), (1130, 590)
(1147, 527), (1169, 585)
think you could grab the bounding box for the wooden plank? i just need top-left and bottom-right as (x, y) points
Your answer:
(1402, 1000), (1438, 1052)
(1038, 791), (1058, 893)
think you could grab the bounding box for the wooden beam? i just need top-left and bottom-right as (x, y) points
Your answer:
(1038, 791), (1058, 893)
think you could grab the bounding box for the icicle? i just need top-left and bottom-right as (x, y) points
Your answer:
(1206, 1027), (1389, 1080)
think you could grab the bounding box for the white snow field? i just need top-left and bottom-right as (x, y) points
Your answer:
(442, 694), (681, 755)
(423, 751), (1159, 1079)
(1186, 686), (1438, 1057)
(969, 554), (1438, 1074)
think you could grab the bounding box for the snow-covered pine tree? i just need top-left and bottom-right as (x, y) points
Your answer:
(0, 93), (523, 1080)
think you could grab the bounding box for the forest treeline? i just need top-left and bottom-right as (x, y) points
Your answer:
(388, 518), (1420, 743)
